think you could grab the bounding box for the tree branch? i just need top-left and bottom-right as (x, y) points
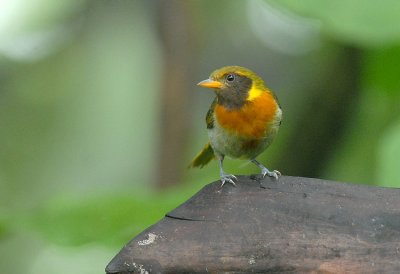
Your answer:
(106, 176), (400, 273)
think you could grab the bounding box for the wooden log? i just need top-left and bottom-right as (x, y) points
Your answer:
(105, 176), (400, 274)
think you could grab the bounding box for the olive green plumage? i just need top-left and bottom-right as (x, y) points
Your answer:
(189, 142), (214, 168)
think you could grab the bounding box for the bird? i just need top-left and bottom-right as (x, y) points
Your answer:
(189, 66), (282, 187)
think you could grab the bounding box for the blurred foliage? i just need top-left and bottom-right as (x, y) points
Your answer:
(364, 47), (400, 94)
(378, 122), (400, 187)
(274, 0), (400, 47)
(29, 189), (194, 247)
(324, 46), (400, 184)
(0, 215), (8, 239)
(1, 0), (400, 273)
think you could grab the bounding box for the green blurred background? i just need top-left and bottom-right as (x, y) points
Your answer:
(1, 0), (400, 272)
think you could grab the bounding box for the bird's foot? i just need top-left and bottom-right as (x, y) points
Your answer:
(251, 159), (281, 180)
(261, 168), (281, 180)
(220, 173), (237, 187)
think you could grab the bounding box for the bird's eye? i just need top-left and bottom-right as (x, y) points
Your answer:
(226, 74), (235, 82)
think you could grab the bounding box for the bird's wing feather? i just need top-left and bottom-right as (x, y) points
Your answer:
(189, 142), (215, 168)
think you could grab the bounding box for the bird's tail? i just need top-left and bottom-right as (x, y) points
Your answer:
(189, 142), (215, 168)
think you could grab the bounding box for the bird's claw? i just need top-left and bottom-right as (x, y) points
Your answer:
(220, 174), (237, 187)
(261, 169), (281, 180)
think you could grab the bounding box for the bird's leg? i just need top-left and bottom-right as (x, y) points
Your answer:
(217, 155), (237, 187)
(251, 159), (281, 180)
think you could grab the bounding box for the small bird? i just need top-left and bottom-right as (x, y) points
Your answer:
(189, 66), (282, 186)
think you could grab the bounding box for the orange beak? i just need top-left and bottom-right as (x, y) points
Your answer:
(197, 79), (223, 89)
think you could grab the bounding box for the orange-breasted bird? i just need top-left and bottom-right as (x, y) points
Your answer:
(189, 66), (282, 186)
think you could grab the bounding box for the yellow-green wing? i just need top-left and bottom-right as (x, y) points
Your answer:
(206, 98), (217, 129)
(189, 142), (215, 168)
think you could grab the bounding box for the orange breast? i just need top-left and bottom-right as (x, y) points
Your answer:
(214, 92), (278, 139)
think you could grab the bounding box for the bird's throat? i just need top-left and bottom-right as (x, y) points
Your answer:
(214, 92), (279, 139)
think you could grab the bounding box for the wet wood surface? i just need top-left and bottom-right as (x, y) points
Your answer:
(106, 176), (400, 274)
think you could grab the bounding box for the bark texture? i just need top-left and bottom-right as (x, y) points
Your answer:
(106, 176), (400, 274)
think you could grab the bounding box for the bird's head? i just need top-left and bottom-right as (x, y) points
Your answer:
(197, 66), (268, 109)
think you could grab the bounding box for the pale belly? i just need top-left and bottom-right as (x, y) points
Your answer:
(208, 119), (279, 160)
